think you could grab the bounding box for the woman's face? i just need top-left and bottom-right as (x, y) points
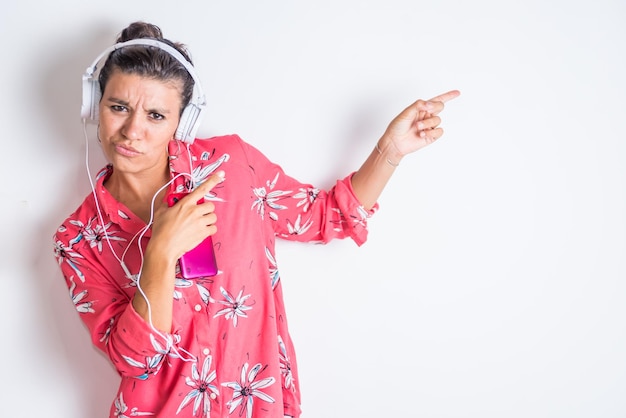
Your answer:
(98, 69), (184, 176)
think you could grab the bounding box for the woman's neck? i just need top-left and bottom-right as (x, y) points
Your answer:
(105, 165), (171, 223)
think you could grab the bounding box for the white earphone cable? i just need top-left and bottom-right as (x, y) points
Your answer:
(83, 121), (196, 363)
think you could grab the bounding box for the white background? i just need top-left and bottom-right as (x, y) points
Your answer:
(1, 1), (625, 417)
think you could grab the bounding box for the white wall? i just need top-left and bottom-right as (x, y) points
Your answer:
(2, 1), (625, 417)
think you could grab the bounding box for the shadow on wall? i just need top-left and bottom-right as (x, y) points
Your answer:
(33, 21), (125, 416)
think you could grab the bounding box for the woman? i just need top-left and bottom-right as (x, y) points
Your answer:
(54, 21), (459, 418)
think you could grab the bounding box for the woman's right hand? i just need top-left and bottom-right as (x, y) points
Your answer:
(132, 171), (225, 330)
(150, 171), (225, 261)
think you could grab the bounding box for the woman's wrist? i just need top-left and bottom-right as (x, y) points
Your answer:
(375, 137), (403, 167)
(145, 238), (179, 271)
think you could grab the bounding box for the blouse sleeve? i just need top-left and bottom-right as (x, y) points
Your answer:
(53, 216), (175, 381)
(236, 135), (378, 246)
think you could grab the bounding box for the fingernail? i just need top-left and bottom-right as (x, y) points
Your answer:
(417, 122), (424, 130)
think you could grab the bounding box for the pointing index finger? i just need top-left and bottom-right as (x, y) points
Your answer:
(190, 170), (225, 199)
(429, 89), (461, 104)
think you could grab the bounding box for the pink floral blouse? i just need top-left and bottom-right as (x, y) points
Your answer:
(53, 135), (377, 418)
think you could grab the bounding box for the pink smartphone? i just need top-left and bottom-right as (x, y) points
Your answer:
(167, 192), (218, 279)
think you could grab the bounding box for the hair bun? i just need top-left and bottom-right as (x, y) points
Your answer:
(117, 21), (164, 42)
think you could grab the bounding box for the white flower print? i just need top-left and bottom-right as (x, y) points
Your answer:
(222, 362), (276, 418)
(251, 172), (292, 221)
(278, 336), (295, 391)
(113, 392), (154, 417)
(176, 153), (230, 201)
(81, 216), (126, 253)
(122, 353), (164, 381)
(176, 355), (219, 416)
(213, 287), (253, 327)
(121, 334), (170, 380)
(66, 216), (125, 254)
(100, 317), (114, 344)
(54, 239), (85, 282)
(68, 276), (94, 314)
(293, 186), (319, 212)
(265, 247), (280, 289)
(285, 214), (314, 236)
(196, 152), (229, 180)
(197, 283), (211, 305)
(330, 207), (348, 233)
(173, 277), (194, 300)
(118, 209), (131, 220)
(65, 220), (85, 246)
(122, 272), (141, 289)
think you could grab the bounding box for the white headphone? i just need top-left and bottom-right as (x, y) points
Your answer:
(81, 38), (206, 144)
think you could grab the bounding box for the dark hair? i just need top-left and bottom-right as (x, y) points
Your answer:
(98, 21), (195, 114)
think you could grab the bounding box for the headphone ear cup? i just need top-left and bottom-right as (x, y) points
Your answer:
(91, 84), (102, 122)
(81, 75), (101, 121)
(82, 39), (207, 134)
(175, 103), (202, 144)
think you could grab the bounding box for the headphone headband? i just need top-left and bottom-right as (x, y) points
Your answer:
(81, 38), (206, 144)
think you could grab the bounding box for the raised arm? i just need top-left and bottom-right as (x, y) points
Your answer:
(132, 171), (225, 332)
(351, 90), (460, 209)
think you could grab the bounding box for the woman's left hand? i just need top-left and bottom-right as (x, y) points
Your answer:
(380, 89), (461, 159)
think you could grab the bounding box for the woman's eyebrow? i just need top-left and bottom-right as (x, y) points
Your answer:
(105, 97), (172, 114)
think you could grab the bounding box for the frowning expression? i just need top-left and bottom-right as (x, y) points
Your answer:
(98, 70), (184, 176)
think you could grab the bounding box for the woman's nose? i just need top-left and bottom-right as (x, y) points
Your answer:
(121, 112), (144, 140)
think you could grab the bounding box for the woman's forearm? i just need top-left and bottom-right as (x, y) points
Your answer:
(131, 242), (177, 333)
(350, 136), (403, 210)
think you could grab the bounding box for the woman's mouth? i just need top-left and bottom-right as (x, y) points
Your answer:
(115, 144), (141, 157)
